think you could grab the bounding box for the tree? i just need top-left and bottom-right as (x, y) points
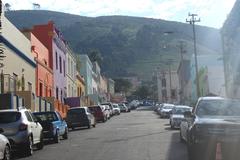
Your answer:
(133, 86), (151, 100)
(114, 78), (132, 93)
(4, 3), (11, 11)
(88, 49), (103, 65)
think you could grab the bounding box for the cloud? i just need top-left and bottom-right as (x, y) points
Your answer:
(3, 0), (236, 28)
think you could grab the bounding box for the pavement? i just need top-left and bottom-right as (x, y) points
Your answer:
(16, 111), (188, 160)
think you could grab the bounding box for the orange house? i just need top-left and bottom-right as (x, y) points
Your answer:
(22, 30), (53, 97)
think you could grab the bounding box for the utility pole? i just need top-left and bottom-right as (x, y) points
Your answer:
(186, 13), (201, 98)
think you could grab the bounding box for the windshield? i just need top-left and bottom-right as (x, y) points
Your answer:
(172, 108), (191, 114)
(196, 100), (240, 117)
(34, 112), (58, 122)
(68, 108), (86, 115)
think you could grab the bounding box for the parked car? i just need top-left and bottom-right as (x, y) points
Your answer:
(88, 105), (107, 122)
(118, 103), (128, 112)
(0, 133), (11, 160)
(123, 102), (131, 112)
(100, 105), (111, 119)
(101, 103), (114, 117)
(112, 104), (121, 115)
(183, 97), (240, 160)
(33, 111), (68, 143)
(169, 105), (192, 129)
(159, 104), (175, 118)
(66, 107), (96, 130)
(0, 108), (43, 156)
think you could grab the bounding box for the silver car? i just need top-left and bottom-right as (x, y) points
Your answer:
(112, 104), (121, 115)
(169, 105), (192, 129)
(0, 133), (11, 160)
(0, 108), (43, 156)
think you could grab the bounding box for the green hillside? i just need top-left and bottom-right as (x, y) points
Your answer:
(5, 10), (222, 80)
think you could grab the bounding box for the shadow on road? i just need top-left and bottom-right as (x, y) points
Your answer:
(167, 132), (188, 160)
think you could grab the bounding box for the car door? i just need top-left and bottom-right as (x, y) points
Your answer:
(29, 111), (42, 143)
(56, 112), (65, 135)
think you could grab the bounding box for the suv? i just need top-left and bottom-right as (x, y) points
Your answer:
(185, 97), (240, 160)
(66, 107), (96, 130)
(0, 108), (43, 156)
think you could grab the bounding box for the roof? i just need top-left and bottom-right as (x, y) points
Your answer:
(174, 105), (191, 109)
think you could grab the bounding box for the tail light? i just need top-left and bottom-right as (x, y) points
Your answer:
(19, 123), (28, 131)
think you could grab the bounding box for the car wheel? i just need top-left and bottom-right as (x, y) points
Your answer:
(24, 136), (33, 156)
(36, 133), (44, 150)
(88, 121), (91, 129)
(3, 145), (11, 160)
(62, 128), (68, 139)
(53, 130), (60, 143)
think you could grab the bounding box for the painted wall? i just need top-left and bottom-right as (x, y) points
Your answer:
(66, 46), (77, 97)
(79, 55), (93, 95)
(23, 31), (53, 97)
(1, 15), (36, 95)
(32, 22), (67, 102)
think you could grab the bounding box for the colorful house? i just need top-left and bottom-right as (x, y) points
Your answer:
(0, 14), (36, 95)
(66, 45), (77, 97)
(32, 21), (67, 103)
(22, 30), (53, 98)
(79, 55), (93, 95)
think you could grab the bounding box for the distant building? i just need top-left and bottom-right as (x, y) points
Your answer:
(66, 45), (77, 97)
(189, 54), (225, 102)
(32, 21), (67, 103)
(79, 55), (93, 95)
(157, 70), (179, 104)
(221, 0), (240, 98)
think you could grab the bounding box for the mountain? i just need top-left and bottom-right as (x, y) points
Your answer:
(5, 10), (222, 80)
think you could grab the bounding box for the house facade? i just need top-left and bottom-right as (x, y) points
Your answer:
(22, 30), (53, 98)
(32, 21), (67, 102)
(0, 14), (36, 95)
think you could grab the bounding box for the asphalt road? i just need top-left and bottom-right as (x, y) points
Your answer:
(16, 111), (188, 160)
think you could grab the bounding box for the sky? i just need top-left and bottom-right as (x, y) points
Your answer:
(3, 0), (236, 29)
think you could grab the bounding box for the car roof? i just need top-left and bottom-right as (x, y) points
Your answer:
(174, 105), (191, 109)
(69, 107), (87, 110)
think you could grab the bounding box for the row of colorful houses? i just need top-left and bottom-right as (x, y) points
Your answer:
(0, 10), (115, 116)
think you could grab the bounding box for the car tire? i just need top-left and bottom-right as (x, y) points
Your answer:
(53, 130), (60, 143)
(3, 145), (11, 160)
(24, 136), (33, 156)
(62, 128), (68, 139)
(88, 121), (91, 129)
(36, 133), (44, 150)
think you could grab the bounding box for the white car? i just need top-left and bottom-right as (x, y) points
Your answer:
(101, 105), (111, 119)
(159, 104), (175, 118)
(0, 108), (43, 156)
(169, 105), (192, 129)
(0, 133), (11, 160)
(112, 104), (121, 115)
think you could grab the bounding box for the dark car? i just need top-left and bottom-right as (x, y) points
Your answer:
(33, 111), (68, 143)
(185, 97), (240, 160)
(66, 107), (96, 130)
(88, 105), (107, 122)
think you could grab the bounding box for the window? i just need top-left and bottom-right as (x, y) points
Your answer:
(56, 87), (59, 100)
(162, 89), (167, 98)
(61, 90), (63, 102)
(13, 73), (18, 92)
(59, 56), (62, 73)
(162, 79), (166, 87)
(171, 89), (176, 99)
(39, 83), (43, 97)
(63, 60), (66, 76)
(56, 52), (58, 69)
(25, 111), (33, 122)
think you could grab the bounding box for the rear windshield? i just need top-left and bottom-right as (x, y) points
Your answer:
(0, 112), (21, 123)
(89, 106), (102, 112)
(33, 112), (58, 122)
(68, 108), (85, 115)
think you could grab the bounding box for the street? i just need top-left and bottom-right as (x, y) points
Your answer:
(17, 111), (188, 160)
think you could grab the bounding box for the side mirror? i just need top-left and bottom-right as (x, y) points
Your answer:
(184, 111), (193, 118)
